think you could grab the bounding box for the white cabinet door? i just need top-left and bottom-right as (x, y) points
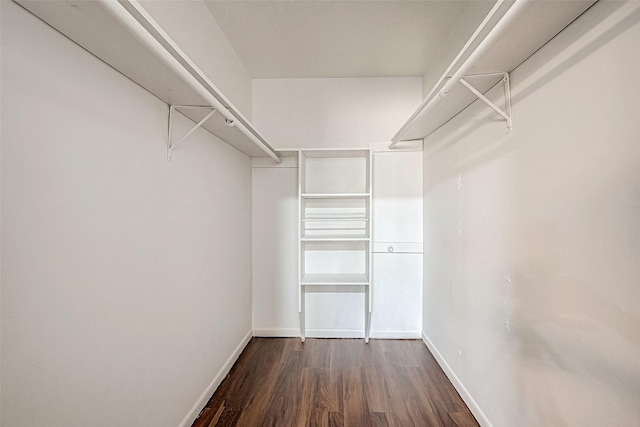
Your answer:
(373, 151), (423, 243)
(371, 252), (422, 336)
(371, 149), (423, 338)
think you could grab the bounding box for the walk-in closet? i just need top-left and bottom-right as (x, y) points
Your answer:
(2, 1), (639, 426)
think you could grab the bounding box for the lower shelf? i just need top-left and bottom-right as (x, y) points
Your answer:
(301, 274), (369, 286)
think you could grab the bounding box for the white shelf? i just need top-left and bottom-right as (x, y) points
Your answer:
(301, 193), (370, 199)
(393, 0), (595, 142)
(303, 217), (368, 221)
(16, 0), (280, 160)
(301, 274), (370, 286)
(301, 236), (370, 242)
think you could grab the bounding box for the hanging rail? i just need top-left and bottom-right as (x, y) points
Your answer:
(389, 0), (528, 148)
(99, 0), (281, 163)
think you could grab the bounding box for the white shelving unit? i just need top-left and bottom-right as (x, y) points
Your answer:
(16, 0), (280, 163)
(389, 0), (595, 145)
(298, 149), (373, 343)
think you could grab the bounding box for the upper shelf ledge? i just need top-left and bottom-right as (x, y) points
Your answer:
(390, 0), (596, 146)
(16, 0), (281, 163)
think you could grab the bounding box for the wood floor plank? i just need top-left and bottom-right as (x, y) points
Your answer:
(232, 355), (282, 426)
(368, 412), (390, 427)
(303, 338), (333, 371)
(343, 366), (368, 427)
(213, 407), (240, 427)
(381, 364), (442, 426)
(405, 366), (452, 425)
(381, 411), (402, 427)
(305, 407), (326, 427)
(385, 339), (421, 368)
(191, 338), (478, 427)
(208, 404), (225, 427)
(192, 407), (214, 427)
(449, 410), (481, 427)
(362, 364), (390, 413)
(261, 347), (305, 426)
(328, 411), (345, 427)
(303, 367), (343, 414)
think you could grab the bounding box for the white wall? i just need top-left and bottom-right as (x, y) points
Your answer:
(251, 163), (299, 334)
(0, 1), (3, 419)
(139, 0), (253, 119)
(1, 3), (252, 426)
(252, 77), (421, 149)
(422, 2), (640, 426)
(251, 77), (424, 338)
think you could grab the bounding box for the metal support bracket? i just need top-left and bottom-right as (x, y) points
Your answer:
(459, 72), (512, 132)
(168, 105), (218, 161)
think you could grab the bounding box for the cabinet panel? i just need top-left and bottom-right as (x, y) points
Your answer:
(373, 151), (423, 243)
(371, 253), (422, 335)
(370, 149), (423, 338)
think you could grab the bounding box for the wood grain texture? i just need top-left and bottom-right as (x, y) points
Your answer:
(192, 338), (479, 427)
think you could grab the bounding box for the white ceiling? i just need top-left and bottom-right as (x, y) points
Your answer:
(203, 1), (494, 79)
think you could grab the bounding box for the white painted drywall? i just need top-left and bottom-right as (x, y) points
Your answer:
(1, 3), (252, 426)
(0, 1), (3, 419)
(139, 0), (253, 119)
(422, 1), (640, 426)
(252, 77), (422, 149)
(251, 164), (300, 334)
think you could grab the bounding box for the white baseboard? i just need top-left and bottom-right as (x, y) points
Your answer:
(421, 332), (492, 427)
(252, 328), (300, 337)
(178, 329), (252, 427)
(371, 329), (422, 339)
(252, 328), (421, 339)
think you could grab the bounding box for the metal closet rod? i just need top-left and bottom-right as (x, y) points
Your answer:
(99, 0), (281, 163)
(389, 0), (528, 148)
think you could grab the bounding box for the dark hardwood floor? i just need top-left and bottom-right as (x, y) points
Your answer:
(192, 338), (479, 427)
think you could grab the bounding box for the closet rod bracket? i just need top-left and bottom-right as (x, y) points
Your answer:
(459, 72), (512, 133)
(167, 105), (217, 161)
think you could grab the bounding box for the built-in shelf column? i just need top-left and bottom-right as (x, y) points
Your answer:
(298, 149), (372, 342)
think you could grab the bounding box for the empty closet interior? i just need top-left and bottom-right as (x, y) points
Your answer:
(2, 0), (639, 426)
